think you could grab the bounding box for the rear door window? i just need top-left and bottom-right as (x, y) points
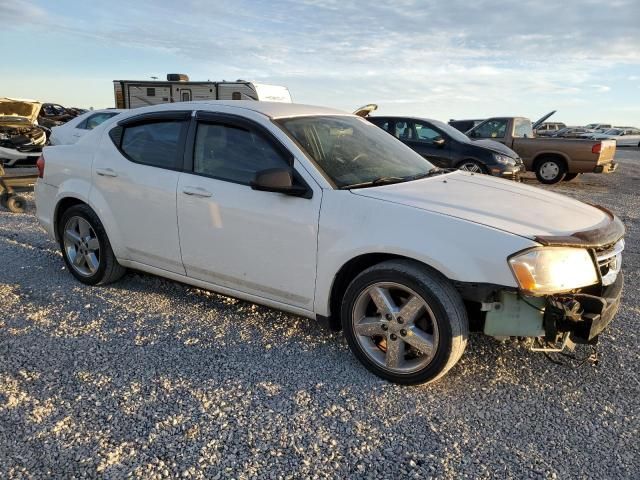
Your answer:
(120, 121), (187, 169)
(368, 118), (392, 134)
(395, 121), (414, 140)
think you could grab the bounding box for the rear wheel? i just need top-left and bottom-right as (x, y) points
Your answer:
(58, 204), (126, 285)
(341, 260), (468, 385)
(563, 173), (579, 182)
(535, 157), (566, 184)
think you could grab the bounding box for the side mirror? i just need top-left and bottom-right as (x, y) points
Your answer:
(250, 167), (311, 198)
(433, 137), (445, 147)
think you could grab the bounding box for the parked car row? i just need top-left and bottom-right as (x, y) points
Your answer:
(34, 100), (626, 385)
(583, 127), (640, 147)
(355, 105), (524, 180)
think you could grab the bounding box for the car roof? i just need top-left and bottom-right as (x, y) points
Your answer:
(119, 101), (350, 120)
(369, 115), (442, 124)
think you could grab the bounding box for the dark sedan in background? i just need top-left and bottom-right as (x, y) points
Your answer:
(366, 116), (525, 180)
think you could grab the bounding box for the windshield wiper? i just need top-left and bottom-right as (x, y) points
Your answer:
(340, 169), (449, 190)
(339, 176), (406, 190)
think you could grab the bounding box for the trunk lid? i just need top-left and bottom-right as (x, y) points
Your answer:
(353, 104), (378, 117)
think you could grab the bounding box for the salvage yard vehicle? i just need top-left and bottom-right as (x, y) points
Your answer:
(363, 112), (525, 180)
(0, 98), (47, 167)
(49, 109), (124, 146)
(0, 162), (35, 213)
(38, 103), (87, 128)
(467, 116), (617, 184)
(587, 128), (640, 147)
(585, 123), (612, 131)
(552, 127), (596, 138)
(35, 101), (625, 385)
(114, 73), (292, 109)
(535, 122), (566, 136)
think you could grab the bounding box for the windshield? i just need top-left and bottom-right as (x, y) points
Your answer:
(277, 115), (435, 188)
(603, 129), (622, 135)
(427, 118), (471, 143)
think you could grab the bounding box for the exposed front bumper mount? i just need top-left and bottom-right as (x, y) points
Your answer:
(543, 272), (623, 344)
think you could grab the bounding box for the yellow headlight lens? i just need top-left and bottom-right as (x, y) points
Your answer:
(509, 247), (598, 295)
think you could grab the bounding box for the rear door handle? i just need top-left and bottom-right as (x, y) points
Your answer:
(96, 168), (118, 177)
(182, 186), (212, 198)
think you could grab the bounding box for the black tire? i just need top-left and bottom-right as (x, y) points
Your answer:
(6, 195), (26, 213)
(58, 204), (126, 285)
(535, 157), (566, 184)
(562, 173), (579, 182)
(457, 159), (487, 174)
(0, 193), (8, 209)
(341, 259), (468, 385)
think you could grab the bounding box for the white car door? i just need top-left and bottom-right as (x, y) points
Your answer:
(619, 130), (640, 147)
(90, 111), (191, 274)
(176, 112), (321, 311)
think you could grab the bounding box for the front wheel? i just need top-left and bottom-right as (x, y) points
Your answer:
(341, 260), (468, 385)
(58, 204), (126, 285)
(535, 158), (566, 184)
(457, 160), (486, 174)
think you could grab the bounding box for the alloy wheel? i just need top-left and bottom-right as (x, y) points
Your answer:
(63, 216), (101, 276)
(459, 162), (483, 173)
(351, 282), (439, 374)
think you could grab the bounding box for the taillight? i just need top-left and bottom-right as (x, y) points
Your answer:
(36, 154), (45, 178)
(592, 143), (602, 154)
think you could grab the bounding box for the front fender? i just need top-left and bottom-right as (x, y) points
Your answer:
(314, 191), (537, 316)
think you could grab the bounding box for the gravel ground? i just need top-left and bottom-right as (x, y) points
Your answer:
(1, 150), (639, 479)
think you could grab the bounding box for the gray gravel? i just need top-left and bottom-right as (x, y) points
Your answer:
(1, 150), (639, 479)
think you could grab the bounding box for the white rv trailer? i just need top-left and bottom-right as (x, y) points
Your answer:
(113, 74), (292, 109)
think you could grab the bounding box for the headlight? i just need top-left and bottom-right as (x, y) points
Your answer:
(493, 153), (516, 165)
(509, 247), (598, 295)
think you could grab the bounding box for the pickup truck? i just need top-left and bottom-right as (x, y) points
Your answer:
(466, 116), (617, 184)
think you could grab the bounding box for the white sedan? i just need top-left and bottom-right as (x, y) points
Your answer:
(34, 101), (625, 384)
(588, 128), (640, 147)
(49, 109), (124, 145)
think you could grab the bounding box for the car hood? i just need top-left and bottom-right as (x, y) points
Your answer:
(351, 171), (611, 241)
(472, 139), (519, 157)
(0, 98), (42, 125)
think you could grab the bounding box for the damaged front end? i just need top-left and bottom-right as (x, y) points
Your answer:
(462, 207), (625, 353)
(0, 98), (47, 166)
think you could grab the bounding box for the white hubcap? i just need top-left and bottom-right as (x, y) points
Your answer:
(540, 161), (560, 180)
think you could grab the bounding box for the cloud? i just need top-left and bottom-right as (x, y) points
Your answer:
(3, 0), (639, 122)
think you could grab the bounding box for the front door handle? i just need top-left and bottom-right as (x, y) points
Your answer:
(182, 186), (213, 198)
(96, 168), (118, 177)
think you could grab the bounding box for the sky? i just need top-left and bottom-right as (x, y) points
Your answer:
(1, 0), (639, 126)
